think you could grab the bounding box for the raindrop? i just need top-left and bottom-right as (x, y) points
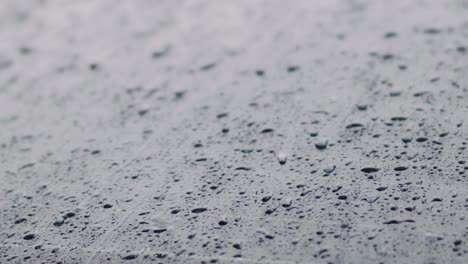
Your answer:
(191, 208), (207, 214)
(356, 104), (368, 111)
(324, 165), (336, 174)
(345, 123), (363, 129)
(361, 167), (380, 173)
(216, 113), (228, 119)
(315, 140), (328, 150)
(14, 218), (26, 224)
(394, 166), (408, 171)
(261, 128), (274, 134)
(402, 137), (413, 143)
(23, 234), (35, 240)
(277, 153), (287, 165)
(122, 254), (138, 260)
(287, 66), (300, 72)
(366, 196), (379, 203)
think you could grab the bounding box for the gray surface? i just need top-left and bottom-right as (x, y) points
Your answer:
(0, 0), (467, 263)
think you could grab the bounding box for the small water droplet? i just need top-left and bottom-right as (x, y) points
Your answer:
(23, 234), (36, 240)
(324, 165), (336, 174)
(402, 137), (413, 143)
(277, 153), (287, 165)
(366, 196), (379, 203)
(315, 140), (328, 150)
(361, 167), (380, 173)
(191, 208), (207, 213)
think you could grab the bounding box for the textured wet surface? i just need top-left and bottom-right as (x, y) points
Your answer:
(1, 0), (467, 263)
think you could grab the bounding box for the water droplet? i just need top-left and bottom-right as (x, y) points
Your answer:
(309, 132), (319, 137)
(191, 208), (207, 213)
(122, 254), (138, 260)
(23, 234), (36, 240)
(425, 232), (443, 243)
(356, 104), (368, 111)
(277, 153), (287, 165)
(261, 128), (274, 134)
(53, 218), (65, 227)
(402, 137), (413, 143)
(346, 123), (363, 129)
(255, 70), (265, 76)
(324, 165), (336, 174)
(361, 167), (380, 173)
(14, 218), (26, 224)
(287, 66), (300, 73)
(366, 196), (379, 203)
(394, 166), (408, 171)
(315, 140), (328, 150)
(391, 117), (407, 121)
(337, 195), (347, 200)
(384, 32), (398, 38)
(216, 113), (228, 119)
